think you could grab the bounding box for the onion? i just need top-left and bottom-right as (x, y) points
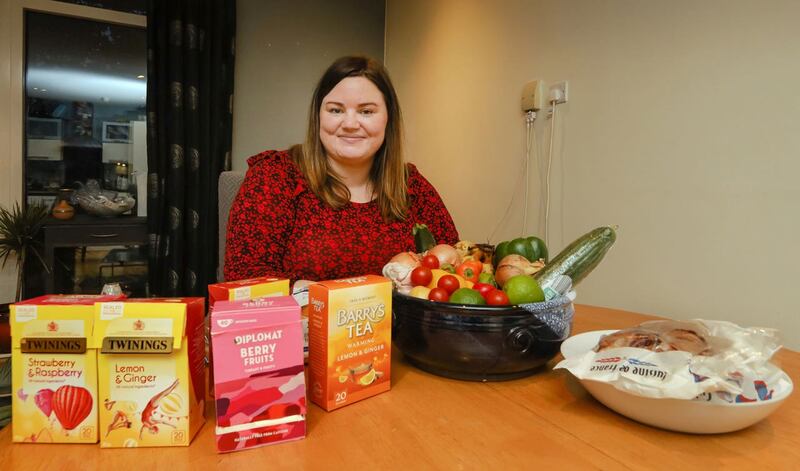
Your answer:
(427, 244), (461, 267)
(495, 254), (545, 287)
(382, 251), (421, 294)
(389, 251), (421, 266)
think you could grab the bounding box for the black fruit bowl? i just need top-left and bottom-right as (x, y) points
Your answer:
(392, 292), (574, 381)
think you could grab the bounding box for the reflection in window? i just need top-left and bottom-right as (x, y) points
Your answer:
(25, 11), (146, 212)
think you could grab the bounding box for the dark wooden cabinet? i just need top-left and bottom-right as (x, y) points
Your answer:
(39, 214), (148, 295)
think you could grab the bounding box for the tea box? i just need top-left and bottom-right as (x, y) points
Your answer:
(94, 298), (205, 447)
(211, 296), (305, 452)
(308, 275), (392, 411)
(208, 276), (290, 306)
(11, 294), (124, 443)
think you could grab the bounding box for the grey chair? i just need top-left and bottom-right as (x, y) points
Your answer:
(217, 170), (245, 281)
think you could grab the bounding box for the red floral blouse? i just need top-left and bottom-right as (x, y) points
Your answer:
(224, 150), (459, 282)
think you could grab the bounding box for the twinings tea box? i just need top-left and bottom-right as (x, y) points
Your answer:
(94, 298), (205, 448)
(211, 297), (305, 452)
(11, 294), (125, 443)
(208, 277), (290, 306)
(308, 275), (391, 411)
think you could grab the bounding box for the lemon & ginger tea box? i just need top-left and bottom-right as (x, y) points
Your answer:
(308, 275), (391, 411)
(94, 298), (205, 448)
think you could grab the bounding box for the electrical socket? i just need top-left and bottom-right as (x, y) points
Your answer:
(521, 80), (544, 112)
(548, 81), (568, 104)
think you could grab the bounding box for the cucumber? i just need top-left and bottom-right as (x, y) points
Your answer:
(534, 226), (617, 288)
(413, 223), (437, 252)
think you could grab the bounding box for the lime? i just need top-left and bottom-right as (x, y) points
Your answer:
(448, 288), (487, 305)
(503, 275), (544, 304)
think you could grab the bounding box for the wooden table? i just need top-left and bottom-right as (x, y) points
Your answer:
(1, 305), (798, 469)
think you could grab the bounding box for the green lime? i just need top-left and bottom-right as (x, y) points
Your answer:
(503, 275), (544, 304)
(448, 288), (487, 305)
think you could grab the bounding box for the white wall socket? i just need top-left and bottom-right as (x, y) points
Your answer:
(521, 80), (544, 112)
(549, 81), (568, 104)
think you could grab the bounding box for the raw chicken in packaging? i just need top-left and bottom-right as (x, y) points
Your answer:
(556, 319), (784, 403)
(210, 297), (306, 452)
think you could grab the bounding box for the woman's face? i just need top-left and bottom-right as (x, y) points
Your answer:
(319, 76), (388, 167)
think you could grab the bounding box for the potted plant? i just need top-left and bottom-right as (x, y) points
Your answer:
(0, 202), (50, 302)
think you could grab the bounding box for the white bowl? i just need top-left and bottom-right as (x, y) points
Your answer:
(560, 330), (794, 434)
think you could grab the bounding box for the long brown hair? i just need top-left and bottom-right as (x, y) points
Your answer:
(291, 55), (407, 222)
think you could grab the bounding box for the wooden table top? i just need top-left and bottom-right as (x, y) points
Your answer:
(1, 304), (798, 470)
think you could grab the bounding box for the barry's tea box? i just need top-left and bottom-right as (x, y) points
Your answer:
(308, 275), (392, 411)
(210, 297), (306, 452)
(11, 294), (124, 443)
(94, 298), (205, 448)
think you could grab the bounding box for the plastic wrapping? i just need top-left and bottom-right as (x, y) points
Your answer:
(556, 319), (782, 402)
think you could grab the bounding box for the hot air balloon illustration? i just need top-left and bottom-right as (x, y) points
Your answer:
(52, 385), (93, 430)
(34, 388), (54, 417)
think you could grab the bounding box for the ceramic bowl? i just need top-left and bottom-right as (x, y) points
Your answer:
(392, 292), (574, 381)
(560, 330), (794, 434)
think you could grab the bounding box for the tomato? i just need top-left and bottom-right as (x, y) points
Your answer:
(421, 254), (440, 269)
(485, 289), (510, 306)
(455, 260), (482, 283)
(428, 287), (450, 302)
(410, 266), (433, 287)
(437, 274), (460, 294)
(473, 283), (495, 298)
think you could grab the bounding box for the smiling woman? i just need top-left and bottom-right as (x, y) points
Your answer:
(224, 56), (460, 283)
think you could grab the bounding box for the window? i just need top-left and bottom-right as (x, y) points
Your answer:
(24, 10), (147, 209)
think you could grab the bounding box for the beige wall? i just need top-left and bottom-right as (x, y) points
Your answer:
(232, 0), (385, 170)
(386, 0), (800, 349)
(0, 0), (23, 302)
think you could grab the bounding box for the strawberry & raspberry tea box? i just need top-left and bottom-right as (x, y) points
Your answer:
(94, 298), (205, 448)
(210, 296), (306, 452)
(10, 294), (125, 443)
(308, 275), (392, 412)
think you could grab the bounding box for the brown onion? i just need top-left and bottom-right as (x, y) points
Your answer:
(494, 265), (525, 287)
(495, 254), (545, 287)
(427, 244), (461, 267)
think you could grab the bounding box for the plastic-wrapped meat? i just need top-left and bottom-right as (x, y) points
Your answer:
(594, 321), (712, 355)
(595, 329), (664, 352)
(662, 328), (710, 355)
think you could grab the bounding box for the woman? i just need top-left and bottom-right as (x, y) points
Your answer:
(224, 55), (458, 282)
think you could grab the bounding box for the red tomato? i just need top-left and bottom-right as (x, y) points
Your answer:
(437, 275), (460, 294)
(410, 266), (433, 287)
(421, 254), (440, 269)
(428, 287), (450, 302)
(485, 289), (510, 306)
(473, 283), (495, 298)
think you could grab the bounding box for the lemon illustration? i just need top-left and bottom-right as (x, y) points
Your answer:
(358, 369), (377, 386)
(159, 392), (185, 416)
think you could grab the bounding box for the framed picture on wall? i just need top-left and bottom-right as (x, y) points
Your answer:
(102, 122), (131, 143)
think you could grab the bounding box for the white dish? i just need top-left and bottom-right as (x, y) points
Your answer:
(560, 330), (794, 434)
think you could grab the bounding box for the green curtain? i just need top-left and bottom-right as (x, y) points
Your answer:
(146, 0), (235, 296)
